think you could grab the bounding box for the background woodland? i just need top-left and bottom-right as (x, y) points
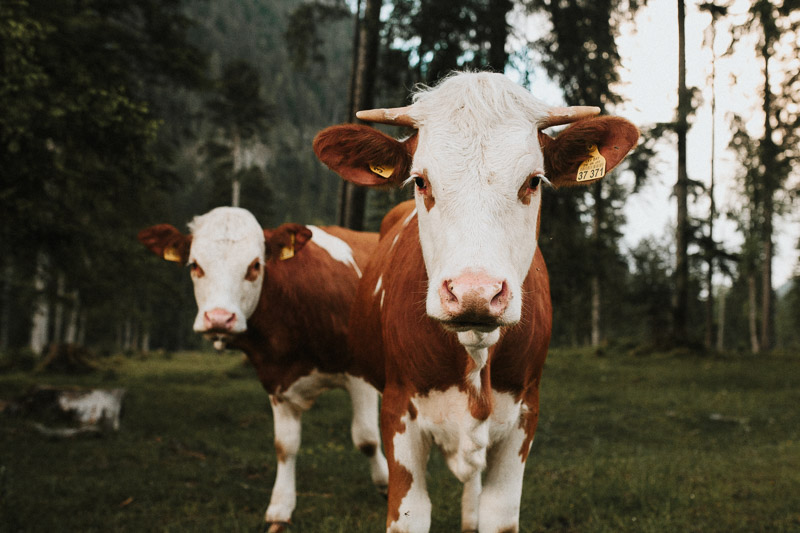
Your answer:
(1, 0), (798, 360)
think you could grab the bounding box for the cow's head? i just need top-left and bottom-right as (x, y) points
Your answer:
(314, 72), (638, 346)
(138, 207), (312, 348)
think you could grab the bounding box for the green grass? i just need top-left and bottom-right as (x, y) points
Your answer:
(1, 349), (799, 532)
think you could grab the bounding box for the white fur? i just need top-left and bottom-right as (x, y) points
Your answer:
(389, 387), (529, 531)
(267, 370), (389, 525)
(406, 72), (551, 338)
(306, 225), (362, 278)
(187, 207), (265, 333)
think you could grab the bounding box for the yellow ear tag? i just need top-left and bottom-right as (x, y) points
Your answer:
(576, 145), (606, 182)
(279, 234), (296, 261)
(163, 246), (182, 263)
(369, 163), (394, 179)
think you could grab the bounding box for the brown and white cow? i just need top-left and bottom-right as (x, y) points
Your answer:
(138, 207), (388, 532)
(313, 72), (639, 532)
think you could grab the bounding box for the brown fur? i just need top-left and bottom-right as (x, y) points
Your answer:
(234, 226), (378, 394)
(264, 223), (313, 260)
(137, 224), (192, 264)
(539, 116), (639, 187)
(313, 125), (415, 188)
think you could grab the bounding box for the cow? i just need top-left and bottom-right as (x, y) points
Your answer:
(313, 71), (639, 532)
(137, 207), (388, 532)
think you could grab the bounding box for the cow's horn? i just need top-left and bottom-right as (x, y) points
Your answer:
(356, 106), (415, 127)
(538, 106), (601, 129)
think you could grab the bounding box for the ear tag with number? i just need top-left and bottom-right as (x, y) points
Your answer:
(163, 246), (182, 263)
(576, 145), (606, 182)
(279, 234), (296, 261)
(369, 163), (394, 179)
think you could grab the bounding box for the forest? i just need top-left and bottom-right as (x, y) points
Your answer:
(1, 0), (799, 360)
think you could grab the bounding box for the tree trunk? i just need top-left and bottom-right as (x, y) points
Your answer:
(672, 0), (690, 346)
(759, 49), (774, 352)
(338, 0), (381, 230)
(232, 129), (241, 207)
(487, 0), (512, 71)
(64, 290), (80, 345)
(704, 15), (718, 351)
(716, 285), (725, 352)
(53, 273), (66, 343)
(141, 325), (151, 354)
(591, 276), (601, 347)
(760, 212), (773, 351)
(748, 273), (760, 353)
(591, 183), (603, 347)
(0, 256), (11, 352)
(77, 311), (87, 346)
(29, 252), (50, 356)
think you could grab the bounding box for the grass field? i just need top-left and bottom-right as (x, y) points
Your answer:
(1, 348), (799, 532)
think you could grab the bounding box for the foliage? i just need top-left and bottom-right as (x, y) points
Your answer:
(0, 0), (209, 351)
(381, 0), (514, 86)
(285, 0), (352, 71)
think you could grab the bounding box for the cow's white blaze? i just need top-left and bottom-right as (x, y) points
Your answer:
(406, 73), (551, 334)
(187, 207), (265, 334)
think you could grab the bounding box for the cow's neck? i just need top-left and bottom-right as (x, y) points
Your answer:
(457, 329), (498, 391)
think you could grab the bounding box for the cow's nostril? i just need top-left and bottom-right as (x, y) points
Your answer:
(491, 282), (508, 305)
(441, 280), (458, 303)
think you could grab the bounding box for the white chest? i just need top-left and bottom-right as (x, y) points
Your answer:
(406, 387), (524, 483)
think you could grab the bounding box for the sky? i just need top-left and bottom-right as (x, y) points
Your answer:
(518, 0), (799, 287)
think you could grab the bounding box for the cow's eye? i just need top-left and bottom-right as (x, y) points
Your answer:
(245, 258), (261, 282)
(528, 174), (543, 190)
(188, 261), (205, 278)
(414, 176), (427, 191)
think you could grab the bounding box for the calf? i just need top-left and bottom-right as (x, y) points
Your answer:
(138, 207), (388, 532)
(314, 71), (638, 532)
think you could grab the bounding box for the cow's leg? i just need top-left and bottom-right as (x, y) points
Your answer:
(460, 474), (481, 532)
(344, 375), (389, 493)
(264, 396), (304, 532)
(382, 390), (432, 533)
(477, 425), (529, 533)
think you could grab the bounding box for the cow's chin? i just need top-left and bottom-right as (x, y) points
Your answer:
(201, 330), (242, 351)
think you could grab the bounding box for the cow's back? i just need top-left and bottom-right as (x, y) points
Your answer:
(236, 227), (379, 393)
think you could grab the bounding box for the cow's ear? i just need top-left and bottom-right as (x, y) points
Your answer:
(265, 223), (313, 261)
(137, 224), (192, 264)
(540, 116), (639, 188)
(313, 124), (416, 188)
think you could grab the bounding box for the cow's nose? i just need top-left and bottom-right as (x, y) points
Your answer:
(439, 272), (509, 320)
(203, 308), (237, 332)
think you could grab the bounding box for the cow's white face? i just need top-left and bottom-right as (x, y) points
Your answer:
(187, 207), (265, 337)
(407, 75), (552, 333)
(411, 127), (544, 331)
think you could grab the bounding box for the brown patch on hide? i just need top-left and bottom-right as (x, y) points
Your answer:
(137, 224), (192, 265)
(274, 440), (288, 463)
(313, 125), (416, 187)
(540, 116), (639, 187)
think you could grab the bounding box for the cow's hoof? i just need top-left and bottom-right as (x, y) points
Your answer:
(262, 521), (291, 533)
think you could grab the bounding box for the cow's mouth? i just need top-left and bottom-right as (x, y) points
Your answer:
(439, 318), (502, 333)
